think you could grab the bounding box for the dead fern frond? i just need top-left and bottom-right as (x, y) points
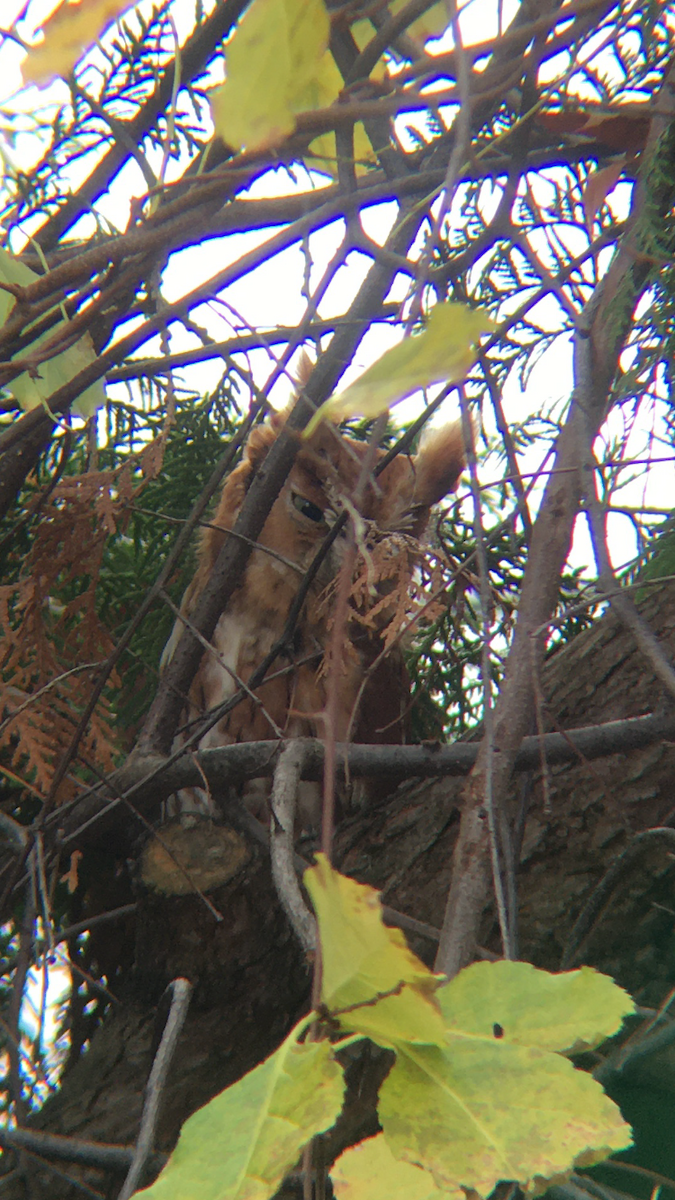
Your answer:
(0, 459), (145, 802)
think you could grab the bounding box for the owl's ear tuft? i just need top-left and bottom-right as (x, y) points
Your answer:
(243, 416), (282, 472)
(294, 350), (314, 392)
(412, 420), (466, 507)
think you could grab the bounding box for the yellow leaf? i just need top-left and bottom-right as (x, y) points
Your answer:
(0, 249), (104, 418)
(306, 122), (378, 178)
(303, 47), (386, 179)
(332, 1134), (463, 1200)
(303, 302), (494, 437)
(22, 0), (139, 86)
(304, 855), (446, 1047)
(379, 1040), (631, 1198)
(375, 962), (634, 1197)
(210, 0), (330, 153)
(384, 0), (449, 41)
(139, 1016), (344, 1200)
(438, 960), (634, 1054)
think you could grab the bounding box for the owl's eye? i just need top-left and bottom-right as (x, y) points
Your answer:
(291, 492), (325, 523)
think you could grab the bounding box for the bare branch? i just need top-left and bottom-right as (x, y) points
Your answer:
(33, 0), (251, 254)
(118, 978), (192, 1200)
(23, 709), (675, 864)
(583, 457), (675, 702)
(0, 1127), (165, 1174)
(434, 57), (675, 979)
(270, 742), (316, 954)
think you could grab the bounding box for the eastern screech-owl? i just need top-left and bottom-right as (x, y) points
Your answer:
(162, 397), (466, 824)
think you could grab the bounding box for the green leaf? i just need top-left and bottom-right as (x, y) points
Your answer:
(210, 0), (330, 153)
(304, 855), (446, 1047)
(138, 1017), (344, 1200)
(438, 960), (634, 1053)
(332, 1134), (463, 1200)
(303, 302), (494, 437)
(209, 0), (400, 173)
(0, 248), (104, 418)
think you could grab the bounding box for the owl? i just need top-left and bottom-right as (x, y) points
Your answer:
(163, 398), (466, 822)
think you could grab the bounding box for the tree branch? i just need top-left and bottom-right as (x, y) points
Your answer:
(28, 709), (675, 859)
(583, 453), (675, 703)
(433, 56), (675, 979)
(32, 0), (250, 254)
(270, 742), (316, 954)
(0, 1128), (165, 1175)
(118, 978), (192, 1200)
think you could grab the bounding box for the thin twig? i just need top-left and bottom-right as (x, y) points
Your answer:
(34, 833), (54, 952)
(270, 742), (316, 953)
(7, 883), (36, 1123)
(12, 1146), (105, 1199)
(105, 309), (398, 381)
(160, 588), (284, 739)
(410, 0), (473, 317)
(45, 904), (138, 948)
(583, 454), (675, 703)
(118, 978), (193, 1200)
(459, 386), (516, 960)
(320, 413), (388, 862)
(0, 1125), (166, 1173)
